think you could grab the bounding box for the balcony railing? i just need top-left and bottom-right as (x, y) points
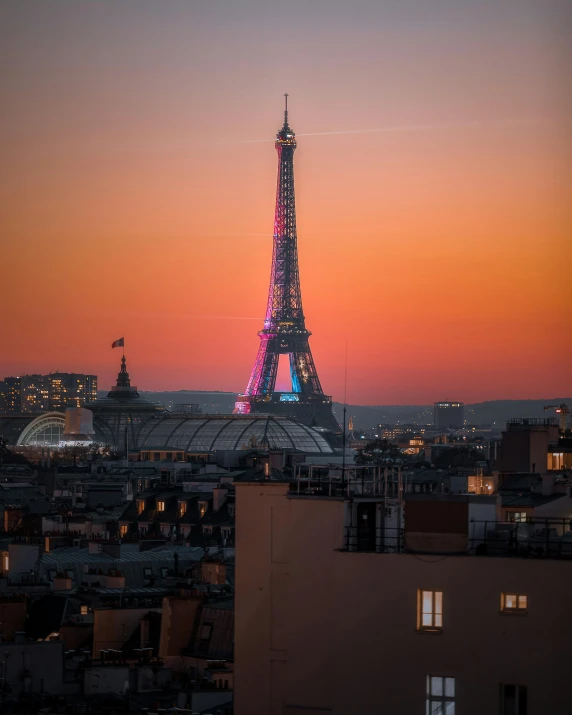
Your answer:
(342, 518), (572, 559)
(343, 526), (404, 553)
(289, 472), (405, 500)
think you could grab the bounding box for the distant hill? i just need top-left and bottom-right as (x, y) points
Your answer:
(330, 399), (572, 430)
(97, 390), (571, 430)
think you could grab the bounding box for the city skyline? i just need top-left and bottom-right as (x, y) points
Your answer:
(2, 0), (571, 405)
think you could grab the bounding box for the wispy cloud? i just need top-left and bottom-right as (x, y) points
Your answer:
(233, 116), (543, 144)
(183, 314), (262, 321)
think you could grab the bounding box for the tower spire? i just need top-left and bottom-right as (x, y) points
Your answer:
(116, 354), (131, 388)
(234, 101), (339, 434)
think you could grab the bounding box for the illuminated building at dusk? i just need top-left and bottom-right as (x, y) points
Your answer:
(434, 401), (465, 428)
(0, 373), (97, 414)
(234, 98), (339, 434)
(0, 355), (333, 458)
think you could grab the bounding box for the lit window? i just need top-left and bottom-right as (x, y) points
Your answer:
(179, 502), (187, 517)
(119, 524), (128, 536)
(418, 590), (443, 631)
(199, 502), (207, 518)
(80, 605), (88, 615)
(501, 593), (528, 613)
(157, 500), (165, 512)
(426, 675), (455, 714)
(500, 684), (527, 715)
(509, 512), (527, 523)
(137, 500), (145, 515)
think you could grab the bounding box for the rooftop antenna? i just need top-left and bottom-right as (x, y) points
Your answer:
(341, 341), (348, 488)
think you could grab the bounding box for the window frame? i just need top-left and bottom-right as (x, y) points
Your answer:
(500, 683), (527, 715)
(500, 593), (528, 614)
(426, 675), (455, 714)
(418, 589), (443, 632)
(200, 623), (213, 641)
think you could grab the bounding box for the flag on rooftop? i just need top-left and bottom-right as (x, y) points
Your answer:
(111, 337), (124, 349)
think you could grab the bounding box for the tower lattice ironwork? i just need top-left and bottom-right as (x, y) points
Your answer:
(235, 97), (339, 433)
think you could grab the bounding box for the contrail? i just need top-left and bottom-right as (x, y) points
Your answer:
(233, 116), (542, 144)
(183, 315), (262, 321)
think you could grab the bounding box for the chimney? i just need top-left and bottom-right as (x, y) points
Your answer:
(542, 474), (555, 496)
(212, 487), (227, 512)
(140, 618), (150, 649)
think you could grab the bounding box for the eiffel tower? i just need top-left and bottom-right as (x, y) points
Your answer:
(235, 97), (339, 434)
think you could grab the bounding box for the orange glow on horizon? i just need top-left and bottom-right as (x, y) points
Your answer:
(1, 1), (571, 405)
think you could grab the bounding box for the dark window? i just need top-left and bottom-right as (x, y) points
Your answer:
(154, 452), (161, 461)
(500, 684), (527, 715)
(200, 623), (213, 640)
(356, 502), (376, 551)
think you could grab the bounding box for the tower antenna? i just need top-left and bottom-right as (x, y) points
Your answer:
(284, 93), (289, 127)
(341, 341), (348, 488)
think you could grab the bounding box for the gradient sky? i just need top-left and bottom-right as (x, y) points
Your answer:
(1, 0), (571, 404)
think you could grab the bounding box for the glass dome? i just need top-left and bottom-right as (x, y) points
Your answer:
(136, 415), (333, 453)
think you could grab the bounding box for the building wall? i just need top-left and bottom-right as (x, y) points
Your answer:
(0, 640), (64, 695)
(434, 402), (464, 428)
(0, 599), (27, 640)
(92, 607), (161, 656)
(7, 543), (41, 577)
(500, 426), (556, 473)
(159, 596), (201, 659)
(235, 482), (572, 715)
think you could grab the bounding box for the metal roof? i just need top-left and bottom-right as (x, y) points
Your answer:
(42, 544), (203, 565)
(501, 494), (564, 508)
(136, 415), (333, 453)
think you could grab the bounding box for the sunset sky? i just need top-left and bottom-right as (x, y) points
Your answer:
(1, 0), (571, 405)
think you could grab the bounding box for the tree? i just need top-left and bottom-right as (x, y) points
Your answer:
(52, 444), (91, 466)
(354, 438), (403, 466)
(0, 436), (33, 466)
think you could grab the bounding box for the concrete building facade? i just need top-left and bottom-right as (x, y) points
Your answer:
(234, 480), (572, 715)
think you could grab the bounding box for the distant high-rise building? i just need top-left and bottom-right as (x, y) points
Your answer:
(434, 401), (464, 428)
(0, 373), (98, 414)
(21, 374), (51, 412)
(49, 373), (98, 411)
(0, 377), (22, 413)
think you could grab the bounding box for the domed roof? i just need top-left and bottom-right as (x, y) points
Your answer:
(135, 414), (333, 453)
(84, 355), (164, 414)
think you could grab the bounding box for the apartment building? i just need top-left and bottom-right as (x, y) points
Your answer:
(234, 475), (572, 715)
